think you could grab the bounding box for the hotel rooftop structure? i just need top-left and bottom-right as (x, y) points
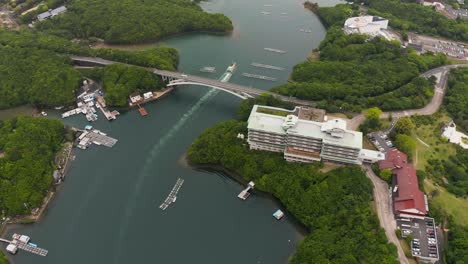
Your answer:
(247, 105), (385, 165)
(344, 16), (389, 37)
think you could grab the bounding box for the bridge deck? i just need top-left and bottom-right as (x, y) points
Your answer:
(70, 56), (314, 106)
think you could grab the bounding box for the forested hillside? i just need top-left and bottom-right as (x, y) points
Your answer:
(445, 67), (468, 132)
(0, 46), (80, 109)
(188, 118), (398, 263)
(0, 29), (179, 109)
(35, 0), (233, 44)
(0, 30), (179, 70)
(85, 64), (165, 107)
(271, 26), (447, 112)
(365, 0), (468, 42)
(0, 116), (65, 215)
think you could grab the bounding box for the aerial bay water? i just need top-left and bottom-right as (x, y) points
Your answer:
(7, 0), (342, 263)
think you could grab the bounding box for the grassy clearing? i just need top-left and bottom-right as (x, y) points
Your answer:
(412, 113), (457, 170)
(399, 239), (417, 263)
(256, 107), (291, 117)
(424, 179), (468, 227)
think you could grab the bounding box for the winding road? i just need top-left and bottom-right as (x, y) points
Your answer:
(347, 64), (468, 130)
(363, 165), (409, 264)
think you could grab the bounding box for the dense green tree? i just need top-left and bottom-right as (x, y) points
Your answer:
(394, 117), (415, 136)
(445, 67), (468, 132)
(0, 116), (65, 215)
(0, 251), (6, 264)
(0, 46), (80, 109)
(93, 64), (165, 107)
(34, 0), (233, 44)
(445, 223), (468, 263)
(271, 26), (446, 112)
(394, 134), (416, 160)
(366, 107), (383, 120)
(364, 0), (468, 42)
(314, 3), (358, 27)
(380, 168), (393, 183)
(0, 29), (179, 70)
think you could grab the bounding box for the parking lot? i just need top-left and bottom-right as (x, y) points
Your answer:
(408, 33), (468, 60)
(445, 5), (468, 20)
(368, 130), (394, 153)
(397, 217), (440, 263)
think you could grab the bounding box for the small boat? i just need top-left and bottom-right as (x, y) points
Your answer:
(227, 62), (237, 73)
(300, 29), (305, 32)
(41, 111), (47, 116)
(173, 196), (177, 202)
(261, 11), (270, 15)
(27, 242), (37, 247)
(273, 209), (284, 220)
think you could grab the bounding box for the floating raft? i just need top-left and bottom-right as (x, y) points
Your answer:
(242, 73), (277, 81)
(251, 63), (285, 71)
(264, 48), (287, 54)
(160, 178), (184, 210)
(200, 66), (216, 73)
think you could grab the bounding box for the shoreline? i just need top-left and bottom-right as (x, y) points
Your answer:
(91, 30), (233, 50)
(0, 141), (74, 237)
(186, 157), (310, 237)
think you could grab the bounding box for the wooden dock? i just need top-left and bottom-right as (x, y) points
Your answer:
(0, 238), (48, 256)
(238, 181), (255, 200)
(159, 178), (184, 210)
(137, 104), (148, 116)
(15, 241), (48, 256)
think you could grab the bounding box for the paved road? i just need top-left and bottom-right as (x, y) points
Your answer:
(363, 165), (409, 264)
(70, 56), (315, 107)
(348, 64), (468, 130)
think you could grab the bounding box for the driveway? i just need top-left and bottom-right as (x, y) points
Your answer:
(362, 165), (409, 264)
(348, 64), (468, 130)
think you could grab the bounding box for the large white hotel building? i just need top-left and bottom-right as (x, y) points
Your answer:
(247, 105), (384, 165)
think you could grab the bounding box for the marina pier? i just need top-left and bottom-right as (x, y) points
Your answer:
(1, 234), (48, 257)
(160, 178), (185, 210)
(238, 181), (255, 200)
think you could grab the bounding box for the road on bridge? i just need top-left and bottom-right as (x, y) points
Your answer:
(70, 56), (315, 107)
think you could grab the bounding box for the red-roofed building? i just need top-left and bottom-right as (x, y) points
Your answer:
(378, 149), (428, 218)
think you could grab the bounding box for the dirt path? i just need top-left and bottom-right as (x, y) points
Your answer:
(362, 165), (409, 264)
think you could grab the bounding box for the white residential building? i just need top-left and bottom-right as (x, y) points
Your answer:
(37, 6), (67, 21)
(247, 105), (385, 165)
(344, 16), (389, 37)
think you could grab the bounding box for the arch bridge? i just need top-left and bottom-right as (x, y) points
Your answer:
(70, 56), (314, 106)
